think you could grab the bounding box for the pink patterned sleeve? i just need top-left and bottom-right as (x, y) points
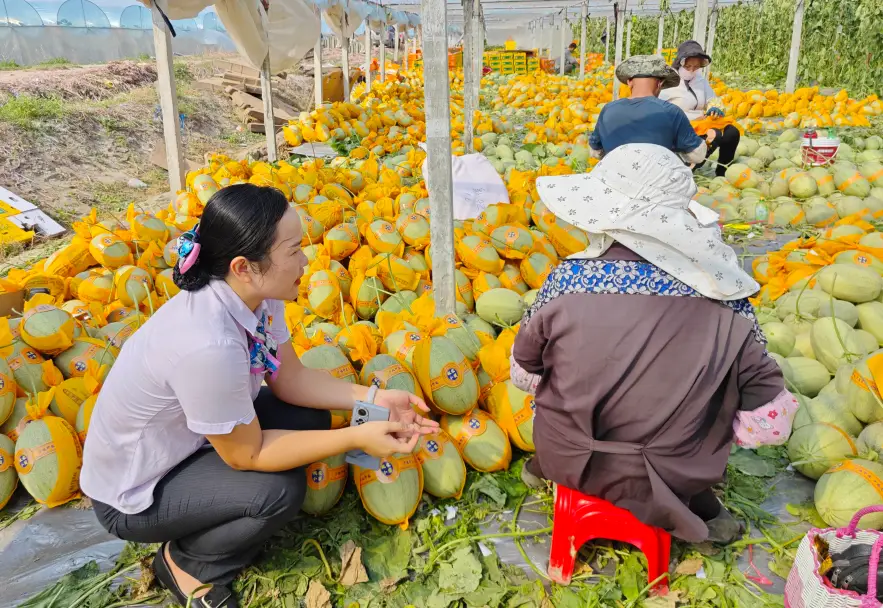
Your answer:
(510, 353), (541, 395)
(732, 390), (800, 449)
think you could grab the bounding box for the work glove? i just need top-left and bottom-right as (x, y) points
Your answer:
(706, 107), (724, 118)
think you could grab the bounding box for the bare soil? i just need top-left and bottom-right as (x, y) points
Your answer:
(0, 53), (321, 271)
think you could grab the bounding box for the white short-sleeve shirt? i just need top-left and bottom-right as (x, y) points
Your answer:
(80, 280), (291, 514)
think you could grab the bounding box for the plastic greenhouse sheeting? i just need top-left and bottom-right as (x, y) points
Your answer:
(0, 469), (814, 607)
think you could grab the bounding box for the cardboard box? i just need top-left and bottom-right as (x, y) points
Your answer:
(0, 290), (24, 318)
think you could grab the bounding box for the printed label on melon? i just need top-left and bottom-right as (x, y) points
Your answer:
(416, 437), (445, 463)
(513, 395), (536, 426)
(368, 363), (407, 388)
(451, 414), (487, 451)
(429, 360), (470, 392)
(826, 460), (883, 501)
(14, 440), (56, 475)
(358, 455), (419, 486)
(306, 461), (347, 491)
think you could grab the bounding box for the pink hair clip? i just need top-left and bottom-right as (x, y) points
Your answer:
(177, 225), (201, 274)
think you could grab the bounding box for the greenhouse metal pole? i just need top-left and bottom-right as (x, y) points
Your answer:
(421, 0), (456, 316)
(693, 0), (708, 49)
(785, 0), (804, 94)
(365, 28), (373, 91)
(314, 33), (323, 107)
(260, 56), (277, 162)
(672, 20), (678, 50)
(462, 0), (475, 153)
(604, 17), (610, 63)
(612, 2), (625, 100)
(341, 36), (351, 101)
(579, 0), (587, 78)
(150, 0), (184, 192)
(395, 24), (400, 62)
(473, 6), (484, 104)
(625, 15), (632, 59)
(656, 14), (664, 55)
(380, 27), (387, 82)
(404, 32), (410, 70)
(559, 12), (567, 76)
(705, 2), (718, 78)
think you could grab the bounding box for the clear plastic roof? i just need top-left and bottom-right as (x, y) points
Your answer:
(384, 0), (756, 28)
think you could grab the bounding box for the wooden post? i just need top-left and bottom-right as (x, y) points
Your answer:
(421, 0), (456, 316)
(559, 13), (566, 76)
(693, 0), (708, 48)
(380, 26), (387, 81)
(462, 0), (474, 153)
(785, 0), (804, 94)
(604, 16), (610, 63)
(341, 36), (351, 101)
(364, 28), (373, 92)
(260, 56), (277, 162)
(150, 0), (183, 192)
(656, 14), (664, 55)
(579, 1), (587, 78)
(612, 2), (625, 100)
(313, 33), (323, 107)
(625, 14), (632, 59)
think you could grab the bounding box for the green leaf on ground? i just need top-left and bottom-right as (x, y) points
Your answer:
(729, 448), (780, 477)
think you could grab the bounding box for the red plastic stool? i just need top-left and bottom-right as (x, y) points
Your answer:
(548, 485), (671, 591)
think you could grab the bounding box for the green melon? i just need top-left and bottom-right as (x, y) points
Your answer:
(793, 392), (862, 436)
(818, 264), (883, 303)
(810, 317), (866, 374)
(440, 410), (512, 472)
(6, 341), (53, 395)
(75, 395), (96, 444)
(455, 269), (475, 312)
(0, 434), (17, 509)
(786, 357), (831, 397)
(834, 250), (883, 276)
(463, 314), (497, 339)
(300, 345), (357, 383)
(413, 336), (478, 415)
(379, 290), (418, 315)
(858, 301), (883, 345)
(843, 356), (883, 423)
(476, 289), (524, 327)
(855, 329), (880, 354)
(354, 453), (423, 525)
(20, 305), (75, 356)
(0, 359), (17, 427)
(97, 321), (137, 352)
(1, 397), (31, 443)
(441, 314), (482, 362)
(817, 299), (859, 327)
(359, 354), (421, 396)
(815, 459), (883, 528)
(14, 415), (82, 507)
(857, 423), (883, 459)
(351, 275), (387, 320)
(54, 338), (115, 380)
(50, 378), (89, 426)
(302, 453), (348, 516)
(414, 431), (467, 499)
(787, 422), (857, 480)
(762, 322), (796, 357)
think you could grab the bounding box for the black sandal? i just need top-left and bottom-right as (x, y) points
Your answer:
(152, 543), (239, 608)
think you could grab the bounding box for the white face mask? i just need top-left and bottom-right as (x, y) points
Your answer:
(679, 66), (698, 82)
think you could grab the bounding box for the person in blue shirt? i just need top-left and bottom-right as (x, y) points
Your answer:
(589, 55), (709, 165)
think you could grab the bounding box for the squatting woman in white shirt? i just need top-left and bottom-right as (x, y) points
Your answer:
(80, 184), (436, 608)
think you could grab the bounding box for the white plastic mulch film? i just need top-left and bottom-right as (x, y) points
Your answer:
(154, 0), (319, 73)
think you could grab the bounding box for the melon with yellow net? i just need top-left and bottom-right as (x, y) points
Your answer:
(412, 335), (479, 415)
(0, 358), (16, 426)
(441, 409), (512, 472)
(359, 354), (422, 398)
(303, 453), (348, 516)
(77, 273), (114, 304)
(114, 266), (154, 307)
(325, 223), (361, 260)
(50, 378), (90, 425)
(54, 338), (115, 380)
(307, 270), (342, 319)
(300, 345), (357, 428)
(354, 453), (423, 525)
(1, 397), (31, 443)
(89, 234), (133, 270)
(486, 381), (536, 451)
(351, 275), (387, 320)
(155, 268), (180, 300)
(815, 459), (883, 527)
(365, 220), (403, 254)
(456, 235), (505, 274)
(0, 435), (17, 510)
(396, 213), (431, 250)
(415, 430), (467, 499)
(20, 303), (75, 356)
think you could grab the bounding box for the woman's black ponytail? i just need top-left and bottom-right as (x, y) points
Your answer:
(173, 184), (289, 291)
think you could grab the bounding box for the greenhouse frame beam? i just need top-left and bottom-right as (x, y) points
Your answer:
(579, 0), (587, 78)
(421, 0), (457, 316)
(612, 1), (625, 100)
(625, 13), (632, 59)
(656, 14), (664, 55)
(257, 3), (277, 163)
(473, 4), (484, 106)
(151, 0), (183, 192)
(314, 30), (323, 108)
(365, 28), (373, 91)
(462, 0), (475, 153)
(785, 0), (804, 94)
(693, 0), (708, 48)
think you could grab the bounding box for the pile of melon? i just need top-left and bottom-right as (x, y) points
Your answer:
(755, 224), (883, 528)
(695, 130), (883, 226)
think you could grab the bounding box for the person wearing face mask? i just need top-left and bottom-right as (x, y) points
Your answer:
(660, 40), (740, 177)
(588, 55), (707, 166)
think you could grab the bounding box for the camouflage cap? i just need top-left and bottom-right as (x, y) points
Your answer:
(614, 55), (680, 89)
